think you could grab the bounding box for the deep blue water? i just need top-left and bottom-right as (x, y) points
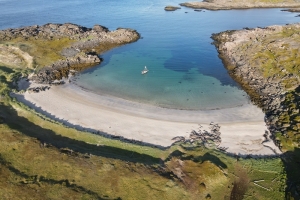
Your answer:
(0, 0), (299, 109)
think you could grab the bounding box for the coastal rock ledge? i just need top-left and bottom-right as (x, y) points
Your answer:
(0, 23), (140, 83)
(212, 23), (300, 151)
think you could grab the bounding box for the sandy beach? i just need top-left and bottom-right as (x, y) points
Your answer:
(13, 79), (281, 156)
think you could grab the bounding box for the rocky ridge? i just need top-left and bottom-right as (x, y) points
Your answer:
(0, 23), (140, 83)
(180, 0), (300, 10)
(212, 23), (300, 151)
(0, 23), (139, 46)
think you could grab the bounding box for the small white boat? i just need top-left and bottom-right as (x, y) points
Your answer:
(141, 66), (149, 74)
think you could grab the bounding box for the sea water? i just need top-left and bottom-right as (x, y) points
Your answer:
(0, 0), (299, 109)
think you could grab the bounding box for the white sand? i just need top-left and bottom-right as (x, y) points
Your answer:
(13, 79), (281, 156)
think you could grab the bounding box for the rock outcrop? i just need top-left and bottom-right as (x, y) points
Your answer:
(212, 23), (300, 151)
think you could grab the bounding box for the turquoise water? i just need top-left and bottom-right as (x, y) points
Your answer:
(1, 0), (299, 109)
(75, 45), (249, 109)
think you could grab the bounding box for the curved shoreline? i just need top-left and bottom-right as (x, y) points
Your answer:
(13, 79), (281, 156)
(67, 82), (263, 123)
(2, 23), (282, 156)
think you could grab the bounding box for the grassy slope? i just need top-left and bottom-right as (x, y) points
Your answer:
(0, 37), (75, 69)
(0, 33), (287, 199)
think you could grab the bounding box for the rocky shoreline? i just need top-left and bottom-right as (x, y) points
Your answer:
(0, 23), (140, 83)
(212, 23), (300, 151)
(180, 0), (300, 10)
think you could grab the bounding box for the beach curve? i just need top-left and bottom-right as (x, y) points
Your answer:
(13, 79), (281, 156)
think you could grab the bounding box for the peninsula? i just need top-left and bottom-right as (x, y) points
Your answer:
(180, 0), (300, 10)
(212, 23), (300, 152)
(0, 23), (140, 83)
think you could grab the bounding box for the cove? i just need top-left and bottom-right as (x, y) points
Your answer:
(0, 0), (299, 109)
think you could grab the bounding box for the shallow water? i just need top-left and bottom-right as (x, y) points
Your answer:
(0, 0), (299, 109)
